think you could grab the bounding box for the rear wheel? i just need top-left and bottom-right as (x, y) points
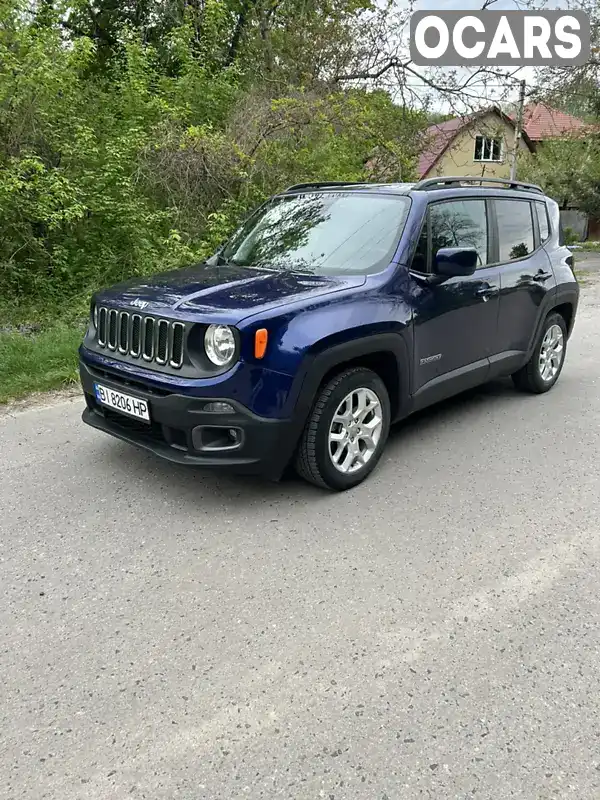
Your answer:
(512, 312), (567, 394)
(295, 367), (391, 491)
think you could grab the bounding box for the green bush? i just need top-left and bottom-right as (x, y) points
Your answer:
(562, 226), (580, 246)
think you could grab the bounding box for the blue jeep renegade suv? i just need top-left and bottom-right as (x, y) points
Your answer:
(80, 176), (579, 490)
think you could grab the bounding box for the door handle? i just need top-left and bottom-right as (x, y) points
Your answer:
(533, 271), (553, 282)
(476, 286), (499, 301)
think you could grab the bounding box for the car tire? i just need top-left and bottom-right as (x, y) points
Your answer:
(295, 367), (391, 491)
(512, 311), (568, 394)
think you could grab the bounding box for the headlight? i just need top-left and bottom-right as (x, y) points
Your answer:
(204, 324), (237, 367)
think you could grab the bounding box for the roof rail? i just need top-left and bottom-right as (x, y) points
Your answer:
(284, 181), (367, 192)
(414, 176), (543, 194)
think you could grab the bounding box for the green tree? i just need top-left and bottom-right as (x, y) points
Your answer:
(518, 137), (600, 217)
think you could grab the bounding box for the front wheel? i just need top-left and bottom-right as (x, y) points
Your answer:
(295, 367), (391, 491)
(512, 312), (568, 394)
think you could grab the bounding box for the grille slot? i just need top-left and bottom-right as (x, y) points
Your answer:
(156, 320), (169, 365)
(97, 307), (107, 346)
(143, 317), (155, 361)
(118, 312), (129, 354)
(131, 314), (141, 357)
(94, 307), (185, 369)
(170, 323), (185, 368)
(107, 309), (118, 350)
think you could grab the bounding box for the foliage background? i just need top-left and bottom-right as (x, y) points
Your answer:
(0, 0), (427, 326)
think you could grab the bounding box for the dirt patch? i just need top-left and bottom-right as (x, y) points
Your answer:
(0, 385), (82, 418)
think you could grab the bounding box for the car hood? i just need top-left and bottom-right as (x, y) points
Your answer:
(95, 263), (367, 323)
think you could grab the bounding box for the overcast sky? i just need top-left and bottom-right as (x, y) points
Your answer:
(399, 0), (570, 111)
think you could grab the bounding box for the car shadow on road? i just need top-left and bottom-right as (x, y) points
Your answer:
(388, 377), (523, 445)
(93, 378), (526, 511)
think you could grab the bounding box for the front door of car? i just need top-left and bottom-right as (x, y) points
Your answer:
(409, 198), (500, 409)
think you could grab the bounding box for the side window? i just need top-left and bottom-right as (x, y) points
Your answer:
(536, 201), (550, 242)
(430, 200), (488, 268)
(495, 199), (535, 262)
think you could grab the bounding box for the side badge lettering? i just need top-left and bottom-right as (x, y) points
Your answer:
(420, 354), (442, 365)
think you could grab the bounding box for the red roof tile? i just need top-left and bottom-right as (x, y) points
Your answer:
(520, 103), (587, 141)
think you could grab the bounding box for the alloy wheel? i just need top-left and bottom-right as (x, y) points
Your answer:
(538, 323), (564, 382)
(328, 387), (383, 474)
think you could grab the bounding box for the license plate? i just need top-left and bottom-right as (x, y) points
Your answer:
(94, 383), (150, 422)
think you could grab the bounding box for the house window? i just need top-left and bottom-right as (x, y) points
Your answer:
(474, 136), (503, 162)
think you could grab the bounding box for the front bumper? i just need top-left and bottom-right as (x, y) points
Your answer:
(80, 360), (296, 478)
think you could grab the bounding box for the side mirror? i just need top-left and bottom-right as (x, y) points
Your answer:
(435, 247), (478, 277)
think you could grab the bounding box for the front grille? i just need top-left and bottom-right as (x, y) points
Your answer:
(96, 307), (185, 369)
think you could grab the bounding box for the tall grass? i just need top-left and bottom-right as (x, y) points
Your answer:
(0, 325), (82, 403)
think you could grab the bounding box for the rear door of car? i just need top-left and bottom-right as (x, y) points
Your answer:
(489, 195), (557, 376)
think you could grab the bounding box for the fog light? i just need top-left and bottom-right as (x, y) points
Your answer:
(192, 425), (243, 451)
(202, 401), (235, 414)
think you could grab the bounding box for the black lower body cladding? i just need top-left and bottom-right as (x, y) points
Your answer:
(79, 360), (296, 479)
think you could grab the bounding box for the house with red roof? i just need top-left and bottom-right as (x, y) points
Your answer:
(418, 106), (534, 181)
(418, 102), (588, 182)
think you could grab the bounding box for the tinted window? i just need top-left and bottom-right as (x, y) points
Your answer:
(495, 200), (534, 262)
(536, 201), (550, 242)
(430, 200), (488, 268)
(220, 192), (411, 275)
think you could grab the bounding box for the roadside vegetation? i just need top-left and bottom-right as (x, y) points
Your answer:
(0, 325), (81, 404)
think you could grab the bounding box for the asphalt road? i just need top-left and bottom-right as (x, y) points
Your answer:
(2, 281), (600, 800)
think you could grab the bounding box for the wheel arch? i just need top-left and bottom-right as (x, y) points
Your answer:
(526, 285), (579, 358)
(552, 301), (575, 337)
(290, 332), (412, 430)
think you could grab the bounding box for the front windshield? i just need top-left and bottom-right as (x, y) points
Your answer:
(219, 191), (411, 276)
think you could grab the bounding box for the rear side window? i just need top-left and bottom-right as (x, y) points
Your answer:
(536, 201), (551, 242)
(495, 199), (534, 262)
